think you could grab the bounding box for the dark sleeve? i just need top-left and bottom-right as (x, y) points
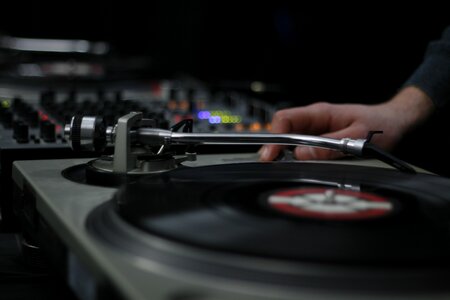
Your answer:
(404, 26), (450, 107)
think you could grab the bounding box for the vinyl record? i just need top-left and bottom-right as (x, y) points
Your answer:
(115, 162), (450, 265)
(87, 162), (450, 294)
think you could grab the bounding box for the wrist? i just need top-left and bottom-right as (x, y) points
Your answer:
(383, 86), (434, 133)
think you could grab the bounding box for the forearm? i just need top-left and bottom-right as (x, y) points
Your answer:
(403, 26), (450, 108)
(380, 86), (434, 135)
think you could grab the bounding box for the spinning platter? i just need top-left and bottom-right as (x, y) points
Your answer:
(87, 162), (450, 294)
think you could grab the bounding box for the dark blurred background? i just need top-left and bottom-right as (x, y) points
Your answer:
(0, 1), (449, 174)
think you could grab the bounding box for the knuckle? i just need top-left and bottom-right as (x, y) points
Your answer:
(310, 101), (331, 111)
(272, 109), (290, 122)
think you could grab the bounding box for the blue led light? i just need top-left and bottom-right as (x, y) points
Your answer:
(197, 110), (211, 119)
(208, 116), (221, 124)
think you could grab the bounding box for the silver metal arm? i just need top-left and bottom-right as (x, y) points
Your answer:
(65, 113), (415, 173)
(65, 113), (365, 156)
(136, 128), (367, 156)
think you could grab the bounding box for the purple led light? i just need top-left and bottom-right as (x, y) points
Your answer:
(208, 116), (221, 124)
(197, 111), (211, 119)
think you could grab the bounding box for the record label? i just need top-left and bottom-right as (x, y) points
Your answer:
(266, 188), (393, 220)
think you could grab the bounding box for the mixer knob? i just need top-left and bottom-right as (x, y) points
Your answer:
(12, 97), (24, 110)
(13, 121), (29, 143)
(1, 110), (13, 128)
(26, 110), (39, 127)
(40, 121), (56, 142)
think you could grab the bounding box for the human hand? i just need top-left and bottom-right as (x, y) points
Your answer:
(259, 86), (434, 161)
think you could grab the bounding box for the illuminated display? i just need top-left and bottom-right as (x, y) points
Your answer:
(197, 110), (242, 124)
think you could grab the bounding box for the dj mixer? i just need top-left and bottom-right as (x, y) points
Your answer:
(0, 77), (277, 230)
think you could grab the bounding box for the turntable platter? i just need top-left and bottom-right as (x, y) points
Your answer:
(113, 162), (450, 264)
(87, 162), (450, 294)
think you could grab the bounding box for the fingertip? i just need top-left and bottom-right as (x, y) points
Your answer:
(257, 146), (264, 155)
(258, 145), (270, 161)
(294, 147), (314, 160)
(259, 145), (280, 161)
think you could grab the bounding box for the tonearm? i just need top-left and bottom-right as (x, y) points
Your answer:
(64, 112), (415, 173)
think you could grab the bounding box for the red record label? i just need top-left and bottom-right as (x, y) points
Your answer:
(266, 188), (393, 220)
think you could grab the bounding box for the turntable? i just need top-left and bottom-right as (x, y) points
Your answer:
(12, 112), (450, 300)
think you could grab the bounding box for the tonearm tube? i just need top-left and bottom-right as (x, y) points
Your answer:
(64, 112), (415, 173)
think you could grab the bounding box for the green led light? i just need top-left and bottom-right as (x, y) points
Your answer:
(210, 110), (232, 117)
(229, 116), (242, 123)
(1, 100), (10, 108)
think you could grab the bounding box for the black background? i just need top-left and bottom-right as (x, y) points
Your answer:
(0, 1), (449, 174)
